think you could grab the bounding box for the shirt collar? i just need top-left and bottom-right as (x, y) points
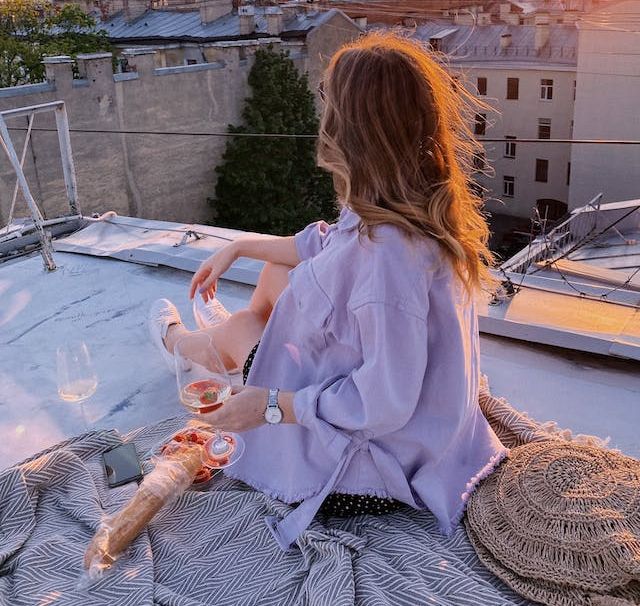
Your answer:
(337, 206), (361, 232)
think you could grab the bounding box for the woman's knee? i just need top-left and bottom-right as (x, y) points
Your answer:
(261, 262), (292, 287)
(252, 262), (291, 317)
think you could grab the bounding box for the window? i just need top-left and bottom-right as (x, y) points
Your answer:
(537, 199), (568, 221)
(473, 150), (486, 170)
(506, 77), (519, 100)
(538, 118), (551, 139)
(567, 162), (571, 186)
(540, 78), (553, 100)
(474, 113), (487, 136)
(503, 176), (515, 197)
(186, 59), (198, 65)
(504, 135), (516, 158)
(535, 158), (549, 182)
(477, 76), (487, 96)
(573, 80), (576, 101)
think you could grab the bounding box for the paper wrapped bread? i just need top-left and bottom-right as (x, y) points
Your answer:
(84, 442), (202, 572)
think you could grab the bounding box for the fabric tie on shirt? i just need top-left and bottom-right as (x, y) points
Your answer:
(265, 432), (420, 551)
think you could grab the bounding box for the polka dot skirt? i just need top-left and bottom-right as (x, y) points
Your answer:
(243, 342), (404, 517)
(243, 342), (260, 384)
(319, 493), (404, 517)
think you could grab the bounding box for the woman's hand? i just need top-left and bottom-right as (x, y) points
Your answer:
(198, 386), (296, 431)
(189, 242), (239, 302)
(199, 385), (268, 432)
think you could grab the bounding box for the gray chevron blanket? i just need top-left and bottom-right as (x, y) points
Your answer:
(0, 387), (581, 606)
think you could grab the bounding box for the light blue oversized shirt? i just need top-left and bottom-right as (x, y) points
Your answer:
(226, 207), (507, 550)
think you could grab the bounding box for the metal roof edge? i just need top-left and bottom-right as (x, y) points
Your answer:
(478, 314), (640, 362)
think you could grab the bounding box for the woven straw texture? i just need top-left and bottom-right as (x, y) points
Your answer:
(466, 523), (640, 606)
(465, 440), (640, 606)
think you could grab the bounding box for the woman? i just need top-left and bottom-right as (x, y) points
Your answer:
(149, 33), (507, 551)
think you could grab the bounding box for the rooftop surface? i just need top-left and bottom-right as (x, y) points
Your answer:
(102, 7), (339, 42)
(1, 216), (638, 470)
(370, 21), (578, 66)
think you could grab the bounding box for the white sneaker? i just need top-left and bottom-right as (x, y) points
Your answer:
(192, 295), (231, 330)
(149, 298), (182, 372)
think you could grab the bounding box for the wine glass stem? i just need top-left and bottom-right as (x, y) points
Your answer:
(212, 428), (230, 455)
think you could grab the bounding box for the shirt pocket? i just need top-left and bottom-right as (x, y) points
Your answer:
(288, 260), (333, 350)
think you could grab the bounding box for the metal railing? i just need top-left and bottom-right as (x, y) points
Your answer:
(500, 193), (603, 274)
(446, 45), (576, 60)
(0, 100), (81, 271)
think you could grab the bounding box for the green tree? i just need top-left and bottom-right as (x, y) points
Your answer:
(0, 0), (111, 88)
(212, 47), (337, 235)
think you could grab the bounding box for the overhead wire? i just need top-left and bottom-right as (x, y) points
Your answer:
(7, 126), (640, 145)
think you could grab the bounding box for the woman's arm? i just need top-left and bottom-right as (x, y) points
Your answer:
(198, 386), (296, 431)
(235, 235), (300, 266)
(190, 219), (334, 301)
(189, 235), (299, 301)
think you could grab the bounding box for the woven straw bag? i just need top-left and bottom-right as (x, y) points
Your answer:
(465, 441), (640, 606)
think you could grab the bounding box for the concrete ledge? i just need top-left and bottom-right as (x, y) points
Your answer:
(155, 61), (225, 76)
(76, 52), (113, 61)
(121, 47), (156, 56)
(113, 72), (139, 82)
(72, 79), (91, 88)
(0, 82), (56, 98)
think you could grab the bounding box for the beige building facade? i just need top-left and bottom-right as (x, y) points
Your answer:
(403, 22), (578, 220)
(457, 63), (575, 220)
(569, 0), (640, 208)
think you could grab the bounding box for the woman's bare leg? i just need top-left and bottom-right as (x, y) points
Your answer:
(165, 262), (292, 371)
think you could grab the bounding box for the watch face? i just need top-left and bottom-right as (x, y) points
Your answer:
(265, 406), (283, 424)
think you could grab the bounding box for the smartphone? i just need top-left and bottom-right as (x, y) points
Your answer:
(102, 442), (143, 488)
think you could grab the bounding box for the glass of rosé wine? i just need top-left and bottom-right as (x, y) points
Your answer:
(174, 333), (244, 469)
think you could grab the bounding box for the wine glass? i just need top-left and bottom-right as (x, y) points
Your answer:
(57, 340), (97, 430)
(174, 333), (244, 468)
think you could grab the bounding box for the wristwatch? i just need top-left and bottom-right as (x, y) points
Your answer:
(264, 388), (283, 424)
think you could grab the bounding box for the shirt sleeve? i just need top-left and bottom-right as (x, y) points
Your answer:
(293, 301), (429, 449)
(293, 221), (334, 262)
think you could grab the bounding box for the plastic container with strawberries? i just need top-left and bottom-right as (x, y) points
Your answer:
(148, 422), (244, 491)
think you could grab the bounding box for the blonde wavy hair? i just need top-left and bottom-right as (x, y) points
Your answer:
(317, 32), (495, 295)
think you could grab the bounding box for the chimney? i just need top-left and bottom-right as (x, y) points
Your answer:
(499, 2), (511, 20)
(200, 0), (233, 24)
(122, 47), (157, 75)
(534, 13), (550, 52)
(265, 6), (284, 36)
(500, 32), (512, 49)
(76, 52), (113, 84)
(239, 5), (255, 36)
(123, 0), (148, 22)
(43, 55), (74, 91)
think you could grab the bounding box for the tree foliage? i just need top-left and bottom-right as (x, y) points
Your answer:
(0, 0), (111, 88)
(212, 47), (337, 236)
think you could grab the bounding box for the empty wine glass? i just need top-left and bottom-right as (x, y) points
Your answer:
(57, 340), (97, 430)
(174, 333), (244, 468)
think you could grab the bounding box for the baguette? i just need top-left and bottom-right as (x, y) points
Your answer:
(84, 442), (202, 570)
